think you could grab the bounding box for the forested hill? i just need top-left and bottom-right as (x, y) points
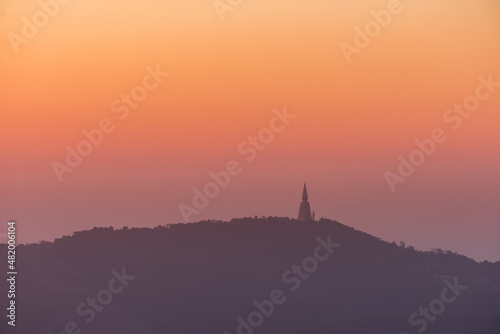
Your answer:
(2, 217), (499, 334)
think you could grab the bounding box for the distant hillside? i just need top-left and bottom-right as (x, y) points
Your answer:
(1, 218), (499, 334)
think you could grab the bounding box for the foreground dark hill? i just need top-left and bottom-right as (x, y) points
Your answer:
(2, 218), (500, 334)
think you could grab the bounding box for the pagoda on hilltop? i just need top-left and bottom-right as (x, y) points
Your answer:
(298, 183), (314, 221)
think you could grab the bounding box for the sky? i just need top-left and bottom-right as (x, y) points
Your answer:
(0, 0), (499, 262)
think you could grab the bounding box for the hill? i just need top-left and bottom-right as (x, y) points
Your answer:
(1, 217), (499, 334)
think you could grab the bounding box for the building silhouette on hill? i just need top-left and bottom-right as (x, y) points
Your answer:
(298, 183), (314, 221)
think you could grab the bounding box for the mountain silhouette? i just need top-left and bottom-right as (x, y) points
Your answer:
(2, 217), (499, 334)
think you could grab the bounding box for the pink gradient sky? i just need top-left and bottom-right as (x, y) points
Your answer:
(0, 0), (499, 261)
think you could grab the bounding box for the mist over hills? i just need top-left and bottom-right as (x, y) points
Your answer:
(2, 217), (499, 334)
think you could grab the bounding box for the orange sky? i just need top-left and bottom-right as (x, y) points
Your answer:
(0, 0), (499, 261)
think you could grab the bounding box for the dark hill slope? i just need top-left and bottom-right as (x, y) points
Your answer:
(2, 218), (499, 334)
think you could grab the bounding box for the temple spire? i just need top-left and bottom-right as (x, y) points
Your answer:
(298, 183), (312, 221)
